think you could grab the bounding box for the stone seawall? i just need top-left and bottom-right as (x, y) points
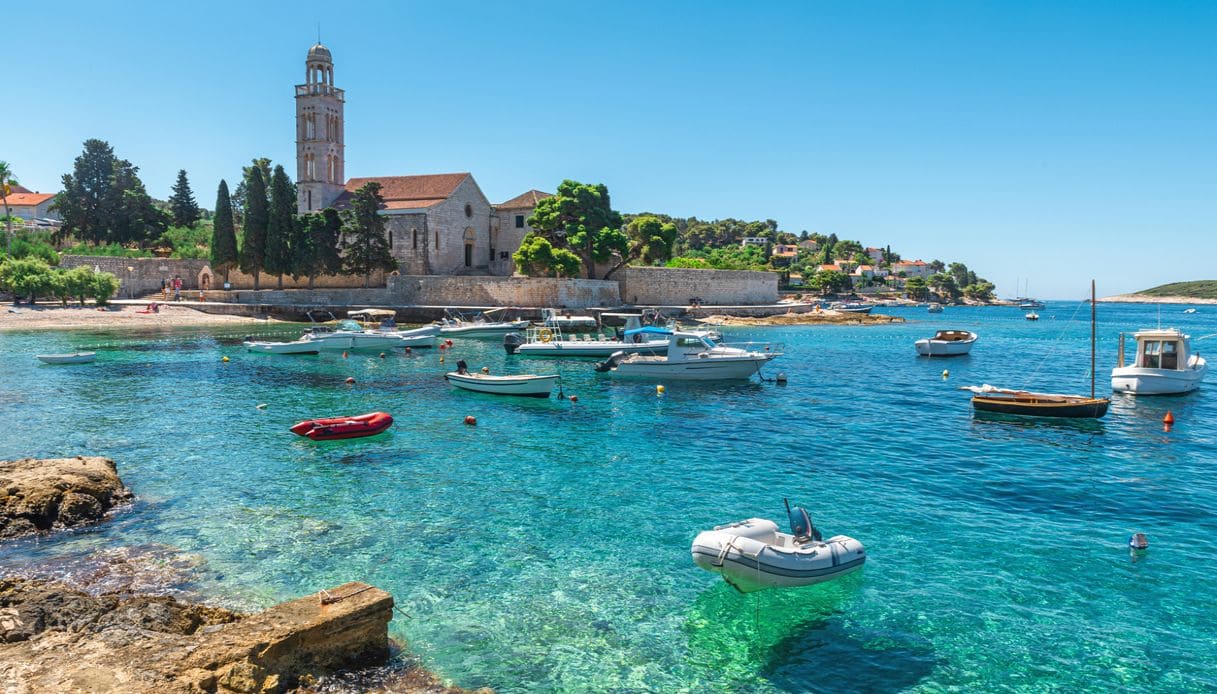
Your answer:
(59, 256), (384, 296)
(619, 267), (778, 305)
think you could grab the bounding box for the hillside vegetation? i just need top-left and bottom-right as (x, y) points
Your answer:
(1135, 281), (1217, 299)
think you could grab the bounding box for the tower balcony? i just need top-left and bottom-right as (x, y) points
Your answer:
(295, 84), (345, 101)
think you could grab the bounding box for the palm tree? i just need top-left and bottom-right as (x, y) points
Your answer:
(0, 161), (16, 258)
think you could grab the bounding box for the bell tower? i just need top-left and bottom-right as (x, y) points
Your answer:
(295, 43), (345, 213)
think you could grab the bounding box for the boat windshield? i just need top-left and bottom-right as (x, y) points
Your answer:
(336, 319), (363, 332)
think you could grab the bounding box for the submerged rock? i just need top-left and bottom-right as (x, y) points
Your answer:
(0, 456), (133, 539)
(0, 578), (442, 693)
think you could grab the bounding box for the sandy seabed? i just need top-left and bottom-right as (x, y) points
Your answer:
(0, 304), (269, 332)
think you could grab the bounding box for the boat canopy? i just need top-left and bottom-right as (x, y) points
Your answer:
(624, 327), (673, 337)
(348, 308), (396, 319)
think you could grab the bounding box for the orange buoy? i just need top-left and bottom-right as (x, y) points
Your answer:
(446, 339), (453, 346)
(342, 351), (349, 359)
(440, 343), (448, 350)
(344, 377), (355, 384)
(569, 395), (578, 403)
(464, 415), (477, 426)
(1163, 410), (1175, 432)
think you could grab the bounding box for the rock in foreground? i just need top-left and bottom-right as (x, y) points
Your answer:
(0, 456), (134, 539)
(0, 578), (435, 693)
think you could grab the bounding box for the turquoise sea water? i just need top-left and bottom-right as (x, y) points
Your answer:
(1, 302), (1215, 692)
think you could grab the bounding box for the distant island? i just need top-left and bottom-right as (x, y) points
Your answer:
(1101, 280), (1217, 304)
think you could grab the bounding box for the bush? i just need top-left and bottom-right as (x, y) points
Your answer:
(61, 242), (151, 258)
(90, 272), (119, 305)
(8, 230), (60, 265)
(0, 257), (56, 302)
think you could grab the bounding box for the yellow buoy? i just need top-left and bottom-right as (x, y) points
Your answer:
(222, 356), (230, 362)
(439, 356), (445, 363)
(657, 385), (665, 395)
(942, 369), (949, 379)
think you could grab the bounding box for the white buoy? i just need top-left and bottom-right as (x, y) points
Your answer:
(255, 403), (268, 410)
(775, 372), (788, 384)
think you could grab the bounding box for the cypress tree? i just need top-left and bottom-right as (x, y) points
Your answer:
(263, 165), (295, 289)
(238, 167), (268, 290)
(341, 182), (397, 287)
(169, 169), (201, 228)
(210, 180), (238, 283)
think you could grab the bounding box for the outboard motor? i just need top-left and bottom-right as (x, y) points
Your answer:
(594, 350), (627, 373)
(503, 332), (524, 355)
(785, 499), (822, 542)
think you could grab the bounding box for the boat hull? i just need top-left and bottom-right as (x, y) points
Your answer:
(514, 341), (668, 358)
(290, 412), (393, 440)
(36, 352), (97, 364)
(445, 372), (558, 397)
(440, 321), (530, 339)
(914, 339), (975, 357)
(244, 341), (319, 355)
(691, 520), (866, 593)
(305, 334), (405, 351)
(1111, 365), (1206, 395)
(608, 355), (771, 380)
(972, 395), (1109, 418)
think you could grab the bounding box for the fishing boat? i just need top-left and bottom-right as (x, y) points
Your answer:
(1111, 328), (1207, 395)
(595, 328), (780, 380)
(927, 302), (944, 313)
(445, 364), (559, 398)
(914, 330), (977, 357)
(36, 352), (96, 364)
(691, 502), (866, 593)
(290, 412), (393, 440)
(963, 281), (1109, 419)
(537, 308), (599, 331)
(244, 338), (320, 355)
(503, 313), (671, 357)
(438, 309), (530, 338)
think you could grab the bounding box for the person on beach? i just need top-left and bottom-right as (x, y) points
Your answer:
(172, 277), (182, 301)
(161, 279), (168, 300)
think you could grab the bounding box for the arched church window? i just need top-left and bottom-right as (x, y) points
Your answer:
(464, 204), (473, 218)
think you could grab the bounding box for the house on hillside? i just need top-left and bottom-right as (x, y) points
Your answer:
(2, 190), (61, 226)
(798, 239), (819, 251)
(741, 236), (767, 248)
(864, 247), (884, 263)
(893, 259), (932, 278)
(770, 244), (799, 266)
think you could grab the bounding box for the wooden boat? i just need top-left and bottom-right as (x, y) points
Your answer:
(1112, 328), (1207, 395)
(963, 281), (1109, 419)
(290, 412), (393, 440)
(914, 330), (977, 357)
(445, 369), (559, 397)
(691, 503), (866, 593)
(36, 352), (97, 364)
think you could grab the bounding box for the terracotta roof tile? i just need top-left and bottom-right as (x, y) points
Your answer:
(494, 189), (552, 209)
(334, 173), (470, 210)
(3, 192), (55, 206)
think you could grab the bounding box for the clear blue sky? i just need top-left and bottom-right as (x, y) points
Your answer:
(7, 1), (1215, 298)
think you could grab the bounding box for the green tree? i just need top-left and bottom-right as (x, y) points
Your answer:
(1, 160), (17, 258)
(0, 257), (55, 303)
(512, 233), (582, 277)
(297, 208), (343, 288)
(341, 182), (397, 287)
(807, 269), (851, 296)
(239, 166), (268, 289)
(89, 270), (119, 305)
(905, 276), (929, 301)
(928, 272), (961, 302)
(963, 281), (996, 302)
(61, 266), (97, 306)
(231, 157), (273, 222)
(833, 239), (864, 260)
(169, 169), (201, 228)
(603, 215), (679, 278)
(527, 180), (625, 279)
(54, 139), (166, 247)
(263, 165), (296, 289)
(210, 180), (239, 283)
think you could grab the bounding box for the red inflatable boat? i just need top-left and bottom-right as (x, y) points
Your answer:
(290, 411), (393, 440)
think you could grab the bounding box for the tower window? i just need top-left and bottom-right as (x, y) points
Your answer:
(435, 231), (439, 249)
(514, 215), (524, 229)
(412, 229), (418, 250)
(465, 204), (473, 218)
(388, 230), (393, 249)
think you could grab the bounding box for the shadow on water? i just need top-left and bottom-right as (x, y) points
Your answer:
(684, 572), (936, 691)
(970, 410), (1107, 435)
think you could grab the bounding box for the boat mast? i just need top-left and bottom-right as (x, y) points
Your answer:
(1095, 276), (1105, 396)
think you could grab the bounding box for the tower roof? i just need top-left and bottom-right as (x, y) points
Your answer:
(307, 43), (332, 63)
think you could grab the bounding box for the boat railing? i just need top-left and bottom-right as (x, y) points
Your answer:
(718, 341), (785, 356)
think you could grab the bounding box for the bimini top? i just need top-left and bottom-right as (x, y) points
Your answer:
(624, 327), (674, 338)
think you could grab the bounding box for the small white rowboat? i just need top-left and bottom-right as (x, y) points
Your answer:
(691, 517), (866, 593)
(244, 339), (320, 355)
(36, 352), (97, 364)
(445, 371), (559, 398)
(914, 329), (978, 357)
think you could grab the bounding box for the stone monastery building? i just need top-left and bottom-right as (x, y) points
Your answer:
(294, 42), (548, 276)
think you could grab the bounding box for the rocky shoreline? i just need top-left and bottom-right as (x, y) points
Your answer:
(1099, 294), (1217, 305)
(700, 310), (905, 326)
(0, 457), (472, 693)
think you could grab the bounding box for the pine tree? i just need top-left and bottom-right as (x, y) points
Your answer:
(263, 165), (295, 289)
(341, 182), (397, 287)
(210, 180), (238, 283)
(169, 169), (201, 228)
(238, 166), (268, 290)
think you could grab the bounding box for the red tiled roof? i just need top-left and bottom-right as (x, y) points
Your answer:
(495, 189), (552, 209)
(333, 173), (471, 210)
(3, 192), (55, 206)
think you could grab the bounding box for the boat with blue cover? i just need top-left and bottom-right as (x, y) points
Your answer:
(595, 327), (779, 380)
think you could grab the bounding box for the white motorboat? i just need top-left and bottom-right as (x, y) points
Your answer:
(537, 308), (599, 331)
(1025, 312), (1040, 321)
(301, 319), (407, 351)
(244, 338), (320, 355)
(445, 368), (559, 398)
(36, 352), (97, 364)
(438, 309), (530, 338)
(349, 308), (438, 347)
(1112, 328), (1207, 395)
(503, 313), (671, 358)
(1019, 300), (1045, 310)
(914, 329), (978, 357)
(830, 302), (875, 314)
(595, 328), (779, 380)
(691, 508), (866, 593)
(1183, 308), (1197, 314)
(927, 302), (944, 313)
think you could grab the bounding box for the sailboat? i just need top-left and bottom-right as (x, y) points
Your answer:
(963, 280), (1110, 419)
